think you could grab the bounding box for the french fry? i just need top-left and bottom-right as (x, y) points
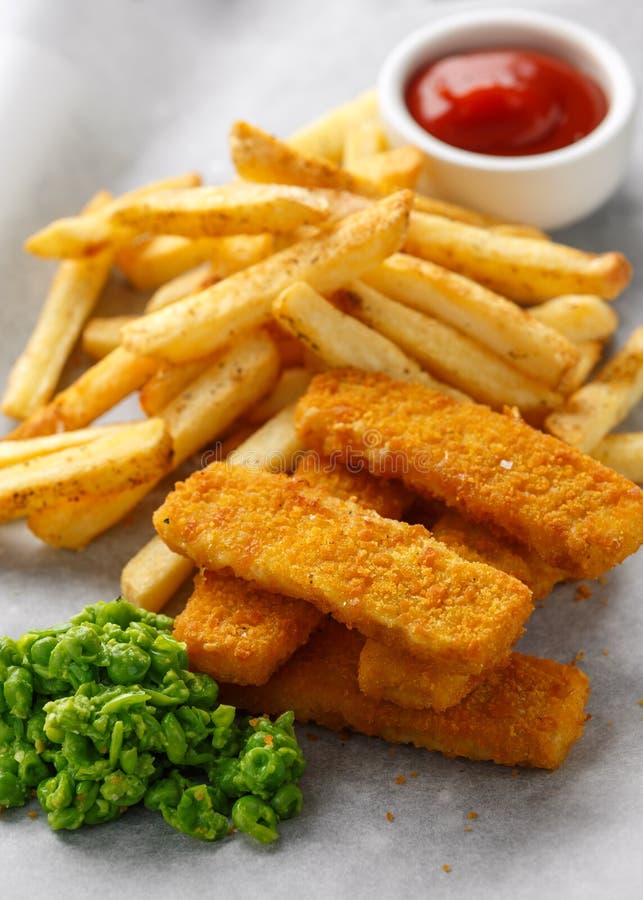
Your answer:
(116, 233), (274, 291)
(245, 367), (313, 424)
(28, 482), (155, 549)
(530, 294), (619, 342)
(160, 330), (279, 466)
(0, 418), (171, 522)
(412, 195), (547, 239)
(287, 89), (378, 162)
(361, 254), (580, 389)
(145, 263), (216, 313)
(273, 281), (467, 399)
(590, 433), (643, 483)
(0, 424), (126, 468)
(25, 173), (202, 258)
(139, 357), (215, 417)
(227, 403), (303, 472)
(6, 347), (158, 440)
(342, 119), (388, 167)
(121, 536), (195, 614)
(122, 402), (302, 611)
(28, 331), (280, 549)
(121, 191), (413, 363)
(109, 184), (330, 238)
(546, 327), (643, 451)
(233, 121), (550, 240)
(405, 212), (632, 303)
(231, 121), (379, 197)
(2, 192), (114, 419)
(82, 315), (138, 360)
(558, 340), (603, 395)
(346, 145), (425, 193)
(344, 282), (561, 416)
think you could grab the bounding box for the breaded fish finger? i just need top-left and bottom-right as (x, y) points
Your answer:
(432, 509), (567, 601)
(358, 639), (484, 712)
(295, 369), (643, 578)
(292, 450), (414, 520)
(173, 569), (325, 685)
(154, 464), (533, 675)
(358, 510), (565, 712)
(220, 620), (590, 770)
(174, 458), (415, 686)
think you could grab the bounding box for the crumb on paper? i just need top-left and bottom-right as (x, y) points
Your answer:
(386, 811), (395, 822)
(602, 648), (609, 656)
(442, 864), (452, 873)
(27, 811), (38, 820)
(638, 699), (643, 707)
(464, 825), (472, 832)
(395, 775), (406, 785)
(574, 584), (592, 602)
(410, 771), (418, 778)
(467, 811), (478, 820)
(598, 575), (607, 585)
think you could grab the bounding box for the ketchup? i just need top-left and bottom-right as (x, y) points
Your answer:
(405, 49), (608, 156)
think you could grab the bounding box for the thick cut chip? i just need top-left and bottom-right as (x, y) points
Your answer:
(405, 212), (631, 304)
(2, 191), (114, 419)
(220, 620), (590, 770)
(108, 184), (330, 237)
(546, 326), (643, 452)
(287, 90), (378, 162)
(6, 347), (158, 440)
(296, 369), (643, 579)
(154, 464), (533, 675)
(121, 191), (412, 364)
(0, 418), (171, 521)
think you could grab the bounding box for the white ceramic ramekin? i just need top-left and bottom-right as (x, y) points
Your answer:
(378, 8), (636, 229)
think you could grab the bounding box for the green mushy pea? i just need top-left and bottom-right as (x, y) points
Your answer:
(0, 599), (305, 843)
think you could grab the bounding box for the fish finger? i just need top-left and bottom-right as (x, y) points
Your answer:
(220, 620), (590, 770)
(295, 369), (643, 578)
(154, 463), (533, 675)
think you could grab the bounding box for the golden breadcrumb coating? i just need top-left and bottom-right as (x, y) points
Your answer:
(358, 510), (566, 712)
(295, 369), (643, 578)
(154, 463), (533, 675)
(358, 638), (484, 711)
(173, 455), (412, 686)
(432, 509), (567, 601)
(292, 450), (413, 519)
(220, 620), (590, 770)
(173, 569), (324, 685)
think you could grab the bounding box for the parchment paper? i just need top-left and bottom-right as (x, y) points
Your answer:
(1, 1), (642, 897)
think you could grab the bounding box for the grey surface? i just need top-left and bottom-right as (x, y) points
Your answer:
(0, 0), (642, 897)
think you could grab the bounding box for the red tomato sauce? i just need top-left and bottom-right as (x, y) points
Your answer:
(405, 49), (608, 156)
